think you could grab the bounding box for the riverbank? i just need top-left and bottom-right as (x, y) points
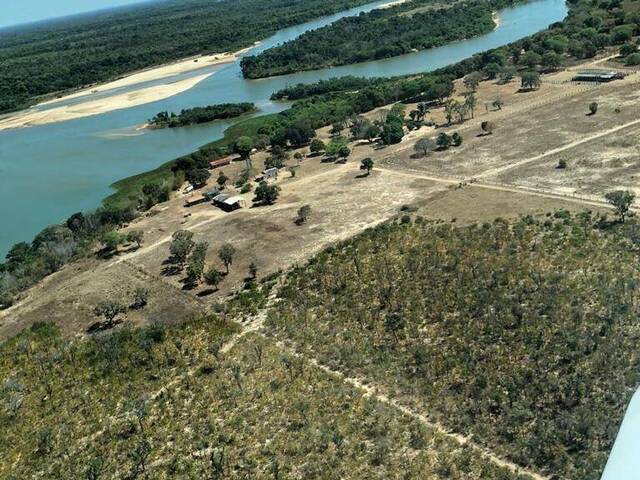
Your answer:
(0, 73), (214, 131)
(0, 47), (254, 132)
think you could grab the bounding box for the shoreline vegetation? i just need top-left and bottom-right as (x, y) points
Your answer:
(147, 102), (257, 130)
(239, 0), (518, 79)
(2, 0), (637, 308)
(0, 0), (376, 115)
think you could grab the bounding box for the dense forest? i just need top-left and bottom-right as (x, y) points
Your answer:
(148, 103), (257, 129)
(0, 0), (374, 114)
(241, 0), (513, 78)
(267, 212), (640, 480)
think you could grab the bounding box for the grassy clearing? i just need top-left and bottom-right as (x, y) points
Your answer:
(265, 211), (640, 479)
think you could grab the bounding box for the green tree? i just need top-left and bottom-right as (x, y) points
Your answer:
(204, 268), (223, 289)
(605, 190), (635, 222)
(520, 71), (541, 90)
(217, 172), (229, 190)
(463, 72), (483, 91)
(255, 181), (281, 205)
(436, 132), (452, 149)
(451, 132), (463, 147)
(101, 230), (124, 254)
(234, 136), (254, 163)
(360, 158), (374, 175)
(338, 145), (351, 162)
(296, 205), (312, 225)
(218, 243), (236, 273)
(170, 230), (195, 266)
(94, 299), (127, 323)
(248, 262), (258, 280)
(384, 312), (405, 343)
(588, 102), (598, 115)
(126, 230), (144, 248)
(414, 138), (435, 157)
(309, 138), (325, 154)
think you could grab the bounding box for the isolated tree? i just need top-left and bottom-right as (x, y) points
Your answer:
(463, 72), (483, 91)
(296, 205), (312, 225)
(498, 66), (517, 84)
(463, 92), (477, 118)
(557, 158), (568, 169)
(130, 287), (149, 310)
(451, 132), (463, 147)
(94, 299), (127, 323)
(293, 152), (304, 165)
(436, 132), (452, 150)
(101, 230), (123, 254)
(414, 138), (435, 157)
(217, 171), (229, 190)
(492, 96), (504, 111)
(520, 71), (541, 90)
(360, 158), (374, 175)
(169, 230), (195, 266)
(589, 102), (598, 115)
(204, 268), (223, 290)
(126, 230), (144, 248)
(218, 243), (236, 273)
(338, 145), (351, 162)
(444, 100), (458, 125)
(255, 181), (280, 205)
(309, 138), (325, 155)
(186, 243), (208, 286)
(605, 190), (635, 222)
(481, 121), (494, 135)
(248, 262), (258, 280)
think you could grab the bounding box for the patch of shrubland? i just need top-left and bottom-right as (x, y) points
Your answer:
(0, 284), (528, 479)
(266, 211), (640, 479)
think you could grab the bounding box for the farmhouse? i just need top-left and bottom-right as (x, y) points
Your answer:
(572, 70), (623, 82)
(212, 193), (247, 211)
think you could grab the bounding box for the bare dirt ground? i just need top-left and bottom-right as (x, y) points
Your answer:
(3, 56), (638, 340)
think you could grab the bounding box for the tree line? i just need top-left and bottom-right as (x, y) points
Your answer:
(0, 0), (374, 114)
(241, 0), (503, 78)
(148, 103), (256, 129)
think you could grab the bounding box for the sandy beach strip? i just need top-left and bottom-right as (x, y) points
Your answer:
(39, 48), (251, 108)
(0, 73), (213, 131)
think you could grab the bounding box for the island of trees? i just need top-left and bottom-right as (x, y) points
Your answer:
(148, 103), (257, 129)
(241, 0), (514, 78)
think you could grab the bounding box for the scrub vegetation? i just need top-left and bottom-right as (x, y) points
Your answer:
(266, 212), (640, 480)
(0, 291), (530, 480)
(0, 0), (374, 114)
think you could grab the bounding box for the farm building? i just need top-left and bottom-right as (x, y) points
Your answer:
(572, 70), (623, 82)
(209, 155), (235, 169)
(212, 193), (247, 211)
(203, 188), (221, 201)
(184, 194), (208, 207)
(255, 167), (279, 182)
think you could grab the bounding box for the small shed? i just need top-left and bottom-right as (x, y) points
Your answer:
(184, 194), (207, 207)
(203, 188), (221, 201)
(572, 70), (623, 82)
(256, 167), (279, 182)
(209, 156), (234, 169)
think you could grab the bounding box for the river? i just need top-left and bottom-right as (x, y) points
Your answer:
(0, 0), (568, 257)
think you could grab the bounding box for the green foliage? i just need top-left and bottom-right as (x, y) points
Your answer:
(296, 205), (312, 225)
(267, 214), (640, 479)
(605, 190), (635, 222)
(0, 0), (376, 113)
(254, 182), (281, 206)
(149, 103), (256, 129)
(169, 230), (195, 266)
(309, 138), (326, 154)
(241, 1), (499, 78)
(360, 158), (374, 175)
(218, 243), (236, 273)
(520, 71), (541, 90)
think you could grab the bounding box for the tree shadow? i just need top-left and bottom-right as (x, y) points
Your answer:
(197, 288), (218, 297)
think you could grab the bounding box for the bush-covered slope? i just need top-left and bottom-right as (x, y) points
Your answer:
(266, 212), (640, 479)
(0, 286), (530, 479)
